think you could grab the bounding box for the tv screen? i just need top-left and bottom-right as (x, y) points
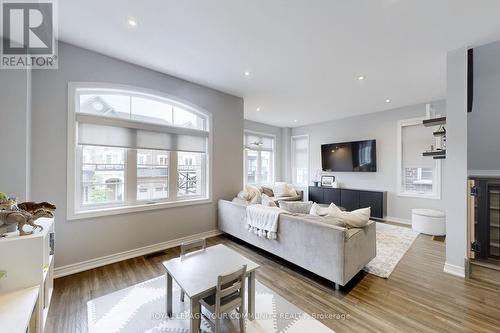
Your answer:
(321, 140), (377, 172)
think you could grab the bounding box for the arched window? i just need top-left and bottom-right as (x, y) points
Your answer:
(68, 83), (211, 219)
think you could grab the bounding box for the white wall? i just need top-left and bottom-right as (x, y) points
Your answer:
(0, 68), (31, 201)
(292, 101), (446, 222)
(444, 47), (468, 276)
(30, 42), (244, 268)
(468, 40), (500, 174)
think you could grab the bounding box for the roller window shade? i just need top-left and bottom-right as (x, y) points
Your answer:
(77, 116), (208, 153)
(402, 124), (435, 168)
(244, 133), (274, 151)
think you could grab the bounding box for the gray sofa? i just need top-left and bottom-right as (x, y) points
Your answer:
(218, 200), (376, 289)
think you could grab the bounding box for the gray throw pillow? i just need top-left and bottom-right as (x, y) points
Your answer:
(278, 201), (313, 214)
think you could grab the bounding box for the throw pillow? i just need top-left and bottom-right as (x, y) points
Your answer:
(286, 184), (298, 197)
(237, 190), (252, 201)
(261, 186), (274, 197)
(320, 216), (346, 228)
(246, 184), (262, 194)
(326, 203), (343, 217)
(328, 204), (371, 228)
(309, 203), (330, 216)
(232, 197), (249, 205)
(272, 182), (289, 197)
(249, 190), (262, 204)
(279, 201), (313, 214)
(261, 194), (277, 207)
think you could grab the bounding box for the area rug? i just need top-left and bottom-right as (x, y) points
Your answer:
(363, 222), (419, 278)
(87, 276), (336, 333)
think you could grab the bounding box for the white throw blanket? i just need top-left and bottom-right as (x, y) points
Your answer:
(246, 205), (285, 240)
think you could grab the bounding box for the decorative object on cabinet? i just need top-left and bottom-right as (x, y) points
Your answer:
(321, 175), (335, 187)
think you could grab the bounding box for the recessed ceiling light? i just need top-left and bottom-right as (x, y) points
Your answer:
(256, 107), (261, 112)
(294, 119), (298, 123)
(244, 71), (251, 77)
(385, 99), (391, 103)
(127, 18), (138, 27)
(358, 75), (366, 81)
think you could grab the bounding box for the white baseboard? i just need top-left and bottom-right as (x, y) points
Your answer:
(385, 216), (412, 225)
(54, 229), (223, 278)
(443, 262), (465, 278)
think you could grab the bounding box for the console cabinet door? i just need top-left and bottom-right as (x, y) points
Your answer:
(340, 189), (360, 211)
(359, 191), (383, 218)
(308, 187), (324, 203)
(324, 188), (341, 206)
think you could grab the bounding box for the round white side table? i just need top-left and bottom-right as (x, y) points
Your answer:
(411, 209), (446, 236)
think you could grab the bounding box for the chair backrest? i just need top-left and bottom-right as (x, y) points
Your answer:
(215, 265), (247, 313)
(180, 238), (206, 256)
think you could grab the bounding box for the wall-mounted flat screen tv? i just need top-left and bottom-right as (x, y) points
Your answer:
(321, 139), (377, 172)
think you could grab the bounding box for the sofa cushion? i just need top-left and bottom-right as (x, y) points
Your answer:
(249, 190), (262, 204)
(231, 197), (249, 205)
(273, 182), (297, 197)
(310, 202), (332, 216)
(261, 194), (277, 207)
(328, 204), (371, 228)
(278, 201), (313, 214)
(237, 190), (252, 201)
(261, 186), (274, 197)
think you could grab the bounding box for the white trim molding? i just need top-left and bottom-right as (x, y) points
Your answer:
(66, 82), (213, 220)
(385, 216), (412, 225)
(396, 116), (442, 200)
(443, 262), (466, 278)
(54, 229), (223, 278)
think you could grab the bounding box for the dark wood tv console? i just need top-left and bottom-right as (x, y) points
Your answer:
(308, 186), (387, 219)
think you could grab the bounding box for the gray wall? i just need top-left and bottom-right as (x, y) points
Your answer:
(292, 101), (446, 222)
(30, 43), (244, 268)
(244, 119), (291, 182)
(468, 40), (500, 173)
(0, 68), (31, 201)
(445, 47), (468, 273)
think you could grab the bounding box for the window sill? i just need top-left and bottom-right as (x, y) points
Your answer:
(397, 192), (441, 200)
(67, 197), (212, 220)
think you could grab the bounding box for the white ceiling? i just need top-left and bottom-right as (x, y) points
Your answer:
(59, 0), (500, 127)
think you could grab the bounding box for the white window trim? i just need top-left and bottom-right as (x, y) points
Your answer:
(244, 130), (276, 186)
(396, 116), (442, 200)
(67, 82), (213, 220)
(291, 134), (309, 188)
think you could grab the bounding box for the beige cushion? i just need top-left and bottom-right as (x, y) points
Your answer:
(328, 203), (371, 228)
(249, 190), (262, 204)
(310, 203), (331, 216)
(246, 184), (262, 194)
(279, 201), (313, 214)
(261, 186), (274, 197)
(261, 194), (277, 207)
(272, 182), (297, 197)
(237, 190), (252, 201)
(231, 197), (249, 205)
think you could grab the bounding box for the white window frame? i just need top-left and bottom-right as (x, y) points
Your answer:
(67, 82), (213, 220)
(291, 134), (309, 187)
(244, 130), (275, 186)
(396, 116), (442, 200)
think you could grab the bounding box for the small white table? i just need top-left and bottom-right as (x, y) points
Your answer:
(162, 244), (260, 333)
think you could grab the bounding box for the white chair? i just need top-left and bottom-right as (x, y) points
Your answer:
(200, 265), (247, 333)
(179, 238), (206, 302)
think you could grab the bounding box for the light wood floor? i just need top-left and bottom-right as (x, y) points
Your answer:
(46, 233), (500, 333)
